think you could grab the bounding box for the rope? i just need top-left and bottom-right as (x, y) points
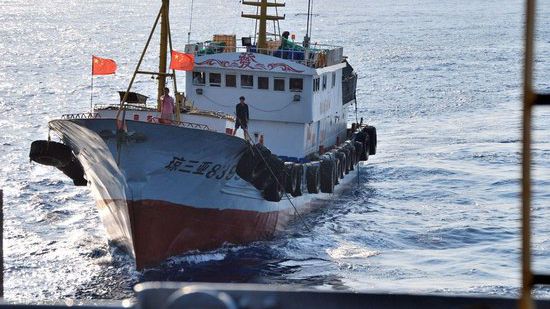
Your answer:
(243, 131), (312, 232)
(202, 93), (295, 113)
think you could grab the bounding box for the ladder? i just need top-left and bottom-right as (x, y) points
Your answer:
(520, 0), (550, 308)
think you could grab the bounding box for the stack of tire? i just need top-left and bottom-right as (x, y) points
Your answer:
(235, 124), (377, 202)
(29, 140), (87, 186)
(353, 125), (377, 161)
(236, 144), (301, 202)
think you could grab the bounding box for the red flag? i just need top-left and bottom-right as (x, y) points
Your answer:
(170, 50), (194, 71)
(92, 55), (117, 75)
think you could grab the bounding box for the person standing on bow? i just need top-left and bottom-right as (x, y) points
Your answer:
(233, 96), (249, 139)
(160, 87), (175, 124)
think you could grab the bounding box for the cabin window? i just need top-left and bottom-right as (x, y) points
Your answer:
(290, 78), (303, 92)
(258, 76), (269, 90)
(241, 75), (253, 88)
(274, 78), (285, 91)
(209, 73), (221, 87)
(332, 72), (336, 88)
(322, 75), (327, 90)
(192, 71), (205, 85)
(313, 78), (320, 92)
(226, 74), (236, 87)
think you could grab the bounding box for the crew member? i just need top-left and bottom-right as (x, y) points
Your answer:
(233, 96), (249, 139)
(280, 31), (304, 51)
(160, 87), (174, 123)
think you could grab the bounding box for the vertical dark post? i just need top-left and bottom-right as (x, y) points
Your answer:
(157, 0), (169, 111)
(520, 0), (535, 308)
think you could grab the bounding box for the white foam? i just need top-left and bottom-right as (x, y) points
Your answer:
(326, 242), (379, 260)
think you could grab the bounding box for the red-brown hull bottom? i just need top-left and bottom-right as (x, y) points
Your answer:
(126, 200), (279, 269)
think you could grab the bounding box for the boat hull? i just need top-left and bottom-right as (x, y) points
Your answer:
(48, 119), (361, 268)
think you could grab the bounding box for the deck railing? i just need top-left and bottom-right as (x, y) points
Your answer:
(61, 112), (101, 119)
(187, 41), (344, 68)
(149, 117), (211, 131)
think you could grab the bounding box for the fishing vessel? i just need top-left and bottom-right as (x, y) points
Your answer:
(29, 0), (377, 269)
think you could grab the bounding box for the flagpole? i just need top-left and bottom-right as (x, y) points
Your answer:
(90, 56), (94, 112)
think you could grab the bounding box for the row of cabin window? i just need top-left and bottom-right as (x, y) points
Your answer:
(192, 72), (304, 92)
(313, 72), (338, 92)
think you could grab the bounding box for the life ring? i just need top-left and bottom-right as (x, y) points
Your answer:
(292, 163), (303, 197)
(305, 162), (321, 194)
(29, 140), (72, 168)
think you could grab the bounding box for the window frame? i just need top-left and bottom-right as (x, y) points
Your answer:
(289, 78), (303, 92)
(313, 78), (320, 92)
(240, 74), (254, 88)
(192, 71), (205, 85)
(209, 72), (221, 87)
(225, 74), (237, 87)
(274, 77), (285, 91)
(258, 76), (269, 90)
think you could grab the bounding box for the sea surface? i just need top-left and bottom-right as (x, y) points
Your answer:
(0, 0), (549, 303)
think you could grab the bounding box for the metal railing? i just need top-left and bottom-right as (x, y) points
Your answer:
(61, 112), (101, 120)
(150, 117), (211, 131)
(188, 41), (344, 68)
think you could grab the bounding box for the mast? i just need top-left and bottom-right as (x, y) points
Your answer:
(242, 0), (285, 50)
(157, 0), (170, 110)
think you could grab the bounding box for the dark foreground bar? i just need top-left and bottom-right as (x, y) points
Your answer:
(2, 282), (549, 308)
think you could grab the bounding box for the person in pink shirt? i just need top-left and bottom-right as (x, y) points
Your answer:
(160, 87), (175, 123)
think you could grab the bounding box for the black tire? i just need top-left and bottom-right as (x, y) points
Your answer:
(236, 147), (255, 182)
(263, 179), (283, 202)
(267, 154), (285, 182)
(253, 143), (272, 158)
(355, 131), (368, 160)
(364, 126), (377, 155)
(340, 148), (351, 174)
(329, 150), (340, 184)
(284, 162), (296, 194)
(306, 163), (320, 194)
(333, 159), (340, 185)
(251, 167), (271, 190)
(292, 163), (303, 197)
(354, 141), (366, 163)
(60, 158), (87, 186)
(29, 140), (72, 168)
(335, 152), (346, 179)
(320, 157), (335, 193)
(236, 148), (253, 180)
(346, 143), (356, 171)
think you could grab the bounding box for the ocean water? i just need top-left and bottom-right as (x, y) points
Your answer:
(1, 0), (549, 302)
